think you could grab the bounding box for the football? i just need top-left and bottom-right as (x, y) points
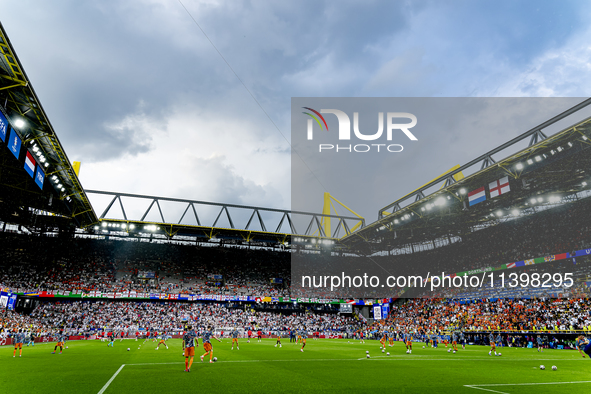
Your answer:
(453, 350), (456, 354)
(540, 365), (545, 370)
(65, 346), (68, 349)
(422, 346), (425, 349)
(498, 353), (501, 356)
(213, 357), (218, 362)
(366, 354), (370, 358)
(382, 349), (385, 353)
(386, 352), (390, 356)
(447, 349), (451, 353)
(366, 351), (369, 354)
(127, 348), (130, 351)
(552, 365), (557, 371)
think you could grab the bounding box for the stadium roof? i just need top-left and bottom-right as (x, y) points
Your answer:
(85, 189), (363, 246)
(0, 22), (361, 245)
(0, 22), (97, 229)
(341, 98), (591, 254)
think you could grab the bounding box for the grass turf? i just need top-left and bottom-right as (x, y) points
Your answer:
(1, 338), (589, 393)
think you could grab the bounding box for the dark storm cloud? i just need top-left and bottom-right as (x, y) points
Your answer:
(1, 1), (590, 211)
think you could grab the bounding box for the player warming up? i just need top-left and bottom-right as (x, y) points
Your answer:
(52, 331), (66, 354)
(451, 332), (458, 353)
(201, 326), (221, 363)
(107, 332), (115, 347)
(156, 333), (168, 350)
(488, 332), (498, 356)
(300, 329), (307, 352)
(536, 335), (543, 352)
(275, 331), (282, 348)
(182, 325), (197, 372)
(379, 331), (387, 349)
(13, 329), (24, 357)
(576, 335), (591, 358)
(404, 331), (413, 354)
(27, 331), (36, 347)
(231, 328), (240, 350)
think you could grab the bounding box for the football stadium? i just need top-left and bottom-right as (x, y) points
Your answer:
(2, 13), (591, 394)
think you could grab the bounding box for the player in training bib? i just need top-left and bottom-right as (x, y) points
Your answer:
(182, 325), (197, 372)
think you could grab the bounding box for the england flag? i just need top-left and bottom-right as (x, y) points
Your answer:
(489, 176), (510, 198)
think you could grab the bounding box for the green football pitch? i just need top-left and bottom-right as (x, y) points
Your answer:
(1, 338), (589, 393)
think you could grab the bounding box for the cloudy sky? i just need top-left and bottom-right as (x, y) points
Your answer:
(2, 0), (591, 226)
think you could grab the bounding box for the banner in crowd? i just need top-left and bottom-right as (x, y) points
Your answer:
(429, 247), (590, 281)
(14, 247), (586, 303)
(16, 289), (392, 306)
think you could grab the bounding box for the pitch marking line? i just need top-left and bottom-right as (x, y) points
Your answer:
(97, 364), (126, 394)
(464, 380), (591, 394)
(98, 360), (590, 393)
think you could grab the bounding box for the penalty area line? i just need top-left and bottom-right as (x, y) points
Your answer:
(464, 385), (509, 394)
(464, 380), (591, 394)
(97, 364), (125, 394)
